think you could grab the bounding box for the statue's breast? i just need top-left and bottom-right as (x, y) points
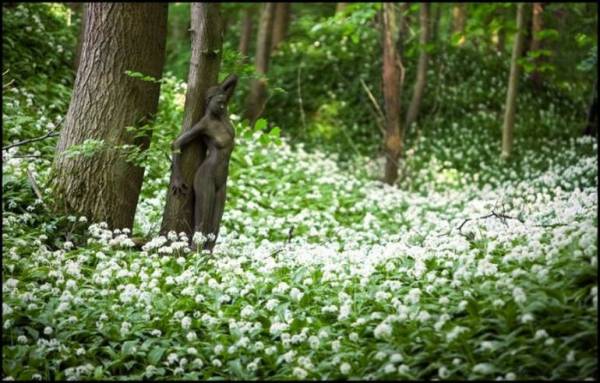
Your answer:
(206, 120), (234, 149)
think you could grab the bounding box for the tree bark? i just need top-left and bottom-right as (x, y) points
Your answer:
(495, 7), (506, 54)
(583, 78), (597, 137)
(405, 3), (430, 132)
(452, 3), (466, 34)
(73, 3), (87, 71)
(529, 3), (544, 87)
(396, 3), (410, 58)
(382, 3), (404, 185)
(336, 3), (348, 13)
(160, 3), (223, 237)
(271, 2), (291, 52)
(431, 2), (441, 42)
(243, 3), (276, 127)
(53, 3), (168, 230)
(238, 7), (254, 59)
(501, 3), (526, 159)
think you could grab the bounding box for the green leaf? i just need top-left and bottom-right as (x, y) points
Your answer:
(93, 366), (103, 379)
(228, 359), (245, 378)
(254, 118), (267, 131)
(148, 346), (166, 365)
(122, 340), (138, 356)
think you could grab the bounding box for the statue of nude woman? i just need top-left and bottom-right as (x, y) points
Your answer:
(170, 74), (238, 252)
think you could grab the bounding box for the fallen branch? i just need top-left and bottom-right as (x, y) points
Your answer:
(457, 210), (524, 236)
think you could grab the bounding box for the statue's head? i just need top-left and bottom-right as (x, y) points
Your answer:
(205, 74), (238, 116)
(206, 86), (226, 115)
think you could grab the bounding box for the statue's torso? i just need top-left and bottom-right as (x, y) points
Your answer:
(203, 117), (234, 153)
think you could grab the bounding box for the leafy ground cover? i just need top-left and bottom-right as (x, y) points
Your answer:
(3, 101), (597, 379)
(2, 3), (597, 381)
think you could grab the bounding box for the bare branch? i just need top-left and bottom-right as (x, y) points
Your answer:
(2, 117), (64, 151)
(360, 79), (386, 136)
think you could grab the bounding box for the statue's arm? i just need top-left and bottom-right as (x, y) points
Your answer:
(171, 120), (207, 186)
(221, 74), (238, 104)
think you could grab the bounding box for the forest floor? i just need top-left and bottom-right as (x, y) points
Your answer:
(2, 110), (597, 379)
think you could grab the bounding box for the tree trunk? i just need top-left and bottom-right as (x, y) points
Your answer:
(529, 3), (544, 87)
(495, 19), (506, 53)
(243, 3), (276, 127)
(431, 2), (441, 42)
(501, 3), (526, 160)
(53, 3), (167, 230)
(160, 3), (223, 237)
(382, 3), (404, 185)
(73, 3), (87, 71)
(583, 78), (597, 137)
(405, 3), (430, 132)
(238, 7), (254, 59)
(452, 3), (466, 34)
(336, 3), (348, 13)
(271, 3), (290, 51)
(396, 3), (410, 58)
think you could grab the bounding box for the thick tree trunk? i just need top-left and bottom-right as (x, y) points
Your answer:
(405, 3), (430, 132)
(501, 3), (526, 159)
(53, 3), (167, 230)
(382, 3), (403, 185)
(271, 3), (290, 51)
(238, 7), (254, 59)
(161, 3), (223, 237)
(73, 3), (87, 71)
(243, 3), (276, 127)
(529, 3), (544, 88)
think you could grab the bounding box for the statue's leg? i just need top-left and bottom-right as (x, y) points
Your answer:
(192, 164), (215, 250)
(204, 184), (227, 252)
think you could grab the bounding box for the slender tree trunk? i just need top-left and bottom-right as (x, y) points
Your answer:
(382, 3), (404, 185)
(336, 3), (348, 13)
(501, 3), (526, 160)
(73, 3), (87, 71)
(53, 3), (167, 230)
(452, 3), (466, 34)
(431, 2), (441, 42)
(271, 3), (290, 51)
(160, 3), (223, 237)
(396, 3), (410, 58)
(243, 3), (276, 127)
(405, 3), (430, 132)
(529, 3), (544, 87)
(583, 78), (597, 137)
(496, 20), (506, 53)
(238, 7), (254, 59)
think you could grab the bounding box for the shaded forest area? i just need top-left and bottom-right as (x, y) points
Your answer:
(2, 3), (598, 380)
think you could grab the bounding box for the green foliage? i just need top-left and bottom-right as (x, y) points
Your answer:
(124, 70), (161, 84)
(2, 4), (76, 150)
(265, 3), (383, 156)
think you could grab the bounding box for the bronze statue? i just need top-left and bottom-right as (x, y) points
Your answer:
(171, 74), (238, 251)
